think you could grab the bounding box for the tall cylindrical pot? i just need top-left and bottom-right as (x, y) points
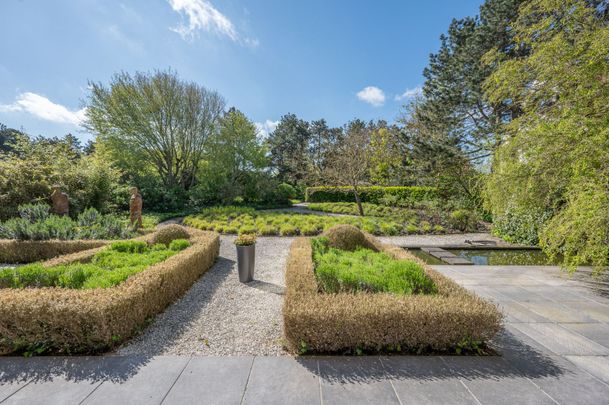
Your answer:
(236, 244), (255, 283)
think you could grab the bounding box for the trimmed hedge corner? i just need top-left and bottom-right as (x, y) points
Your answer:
(283, 233), (502, 354)
(0, 226), (219, 355)
(0, 240), (109, 263)
(305, 186), (437, 204)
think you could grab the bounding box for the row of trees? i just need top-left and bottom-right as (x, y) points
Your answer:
(398, 0), (609, 269)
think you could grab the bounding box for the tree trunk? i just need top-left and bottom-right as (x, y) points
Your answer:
(353, 187), (365, 216)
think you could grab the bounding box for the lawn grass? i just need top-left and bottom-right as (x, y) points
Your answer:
(311, 237), (437, 295)
(184, 206), (443, 236)
(0, 239), (190, 289)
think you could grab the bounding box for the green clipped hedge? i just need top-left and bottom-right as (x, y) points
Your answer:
(305, 186), (437, 204)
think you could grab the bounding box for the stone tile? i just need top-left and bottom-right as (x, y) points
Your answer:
(522, 286), (596, 302)
(164, 356), (252, 405)
(565, 356), (609, 384)
(380, 357), (477, 404)
(498, 301), (552, 323)
(563, 301), (609, 323)
(318, 357), (399, 405)
(492, 286), (547, 302)
(0, 356), (120, 405)
(512, 323), (609, 355)
(3, 378), (99, 405)
(83, 356), (190, 405)
(242, 357), (319, 405)
(521, 302), (597, 323)
(442, 356), (556, 405)
(561, 323), (609, 349)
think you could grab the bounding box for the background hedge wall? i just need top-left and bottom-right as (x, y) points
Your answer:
(305, 186), (437, 204)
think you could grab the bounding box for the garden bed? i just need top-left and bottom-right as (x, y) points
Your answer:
(184, 206), (448, 236)
(283, 229), (503, 354)
(0, 225), (219, 355)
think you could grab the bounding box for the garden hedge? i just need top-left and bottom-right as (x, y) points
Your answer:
(283, 234), (502, 354)
(0, 226), (219, 355)
(305, 186), (437, 204)
(0, 240), (109, 263)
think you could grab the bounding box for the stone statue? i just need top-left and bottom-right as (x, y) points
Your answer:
(129, 186), (143, 229)
(50, 185), (69, 216)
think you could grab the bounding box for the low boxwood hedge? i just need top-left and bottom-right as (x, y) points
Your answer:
(0, 226), (219, 355)
(305, 186), (437, 204)
(283, 233), (502, 354)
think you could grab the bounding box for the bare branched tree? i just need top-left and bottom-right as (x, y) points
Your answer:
(321, 121), (371, 216)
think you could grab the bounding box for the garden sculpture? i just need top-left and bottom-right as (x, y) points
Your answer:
(50, 185), (69, 216)
(130, 186), (143, 229)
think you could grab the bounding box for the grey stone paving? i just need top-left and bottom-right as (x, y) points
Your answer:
(2, 262), (609, 403)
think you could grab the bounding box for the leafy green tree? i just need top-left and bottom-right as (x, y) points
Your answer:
(85, 70), (225, 191)
(306, 119), (342, 183)
(198, 108), (268, 203)
(484, 0), (609, 270)
(267, 113), (310, 185)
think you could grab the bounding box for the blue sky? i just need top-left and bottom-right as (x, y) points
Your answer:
(0, 0), (483, 141)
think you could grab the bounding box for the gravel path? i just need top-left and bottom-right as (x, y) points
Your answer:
(118, 235), (293, 356)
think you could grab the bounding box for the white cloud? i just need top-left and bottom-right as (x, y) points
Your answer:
(255, 119), (279, 137)
(0, 92), (86, 126)
(395, 86), (423, 101)
(356, 86), (385, 107)
(167, 0), (258, 46)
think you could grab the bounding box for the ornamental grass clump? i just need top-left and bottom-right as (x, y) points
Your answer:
(234, 233), (256, 246)
(312, 236), (436, 295)
(0, 239), (191, 289)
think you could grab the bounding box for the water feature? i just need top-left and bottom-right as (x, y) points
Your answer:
(407, 248), (558, 266)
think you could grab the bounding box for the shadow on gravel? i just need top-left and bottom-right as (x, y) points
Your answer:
(247, 280), (285, 295)
(294, 329), (564, 384)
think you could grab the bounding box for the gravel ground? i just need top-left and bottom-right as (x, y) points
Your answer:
(118, 235), (293, 356)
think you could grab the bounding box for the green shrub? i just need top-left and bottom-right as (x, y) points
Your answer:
(322, 225), (375, 251)
(259, 225), (279, 236)
(306, 186), (437, 205)
(150, 224), (190, 246)
(448, 210), (479, 232)
(492, 207), (551, 245)
(279, 224), (299, 236)
(312, 237), (436, 295)
(169, 239), (191, 251)
(300, 224), (319, 236)
(238, 225), (257, 235)
(406, 224), (419, 234)
(110, 240), (148, 253)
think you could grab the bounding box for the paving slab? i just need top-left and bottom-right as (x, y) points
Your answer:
(318, 357), (400, 405)
(560, 301), (609, 323)
(565, 356), (609, 384)
(242, 357), (320, 405)
(83, 356), (189, 405)
(380, 357), (478, 404)
(163, 356), (252, 405)
(520, 301), (598, 323)
(511, 323), (609, 356)
(561, 323), (609, 349)
(521, 285), (596, 302)
(441, 356), (556, 405)
(2, 376), (100, 405)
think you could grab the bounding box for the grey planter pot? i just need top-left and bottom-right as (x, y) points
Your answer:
(236, 244), (255, 283)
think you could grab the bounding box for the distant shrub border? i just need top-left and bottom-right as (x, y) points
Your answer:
(0, 226), (219, 355)
(305, 186), (437, 204)
(283, 233), (502, 354)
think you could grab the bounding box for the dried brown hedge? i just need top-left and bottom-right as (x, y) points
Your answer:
(0, 226), (219, 355)
(283, 233), (503, 354)
(0, 240), (109, 263)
